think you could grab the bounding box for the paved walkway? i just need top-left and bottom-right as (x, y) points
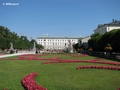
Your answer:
(0, 52), (35, 58)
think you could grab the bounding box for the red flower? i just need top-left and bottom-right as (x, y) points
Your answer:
(21, 72), (47, 90)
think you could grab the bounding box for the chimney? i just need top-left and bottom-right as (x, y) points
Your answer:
(115, 20), (117, 22)
(112, 19), (114, 22)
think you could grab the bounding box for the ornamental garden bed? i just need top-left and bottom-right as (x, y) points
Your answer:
(0, 54), (120, 90)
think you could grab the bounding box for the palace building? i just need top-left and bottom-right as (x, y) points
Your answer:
(37, 35), (79, 50)
(94, 19), (120, 34)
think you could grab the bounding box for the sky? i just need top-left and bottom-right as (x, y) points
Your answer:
(0, 0), (120, 40)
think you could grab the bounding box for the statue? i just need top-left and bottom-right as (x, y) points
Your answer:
(10, 42), (14, 51)
(78, 38), (82, 46)
(33, 42), (36, 51)
(67, 40), (73, 53)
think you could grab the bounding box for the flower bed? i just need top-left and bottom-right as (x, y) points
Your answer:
(77, 66), (120, 70)
(0, 58), (21, 60)
(42, 59), (120, 66)
(42, 60), (87, 64)
(22, 72), (47, 90)
(1, 54), (120, 90)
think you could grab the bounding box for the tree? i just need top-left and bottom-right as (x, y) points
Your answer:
(88, 29), (120, 52)
(104, 43), (112, 58)
(0, 26), (43, 50)
(88, 33), (103, 51)
(36, 44), (44, 49)
(91, 33), (101, 38)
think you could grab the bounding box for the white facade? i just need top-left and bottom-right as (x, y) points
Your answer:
(107, 26), (120, 32)
(37, 36), (79, 50)
(82, 36), (91, 43)
(94, 19), (120, 34)
(81, 36), (91, 48)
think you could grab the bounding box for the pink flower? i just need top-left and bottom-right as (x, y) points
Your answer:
(21, 72), (47, 90)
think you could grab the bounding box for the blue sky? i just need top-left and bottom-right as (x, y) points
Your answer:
(0, 0), (120, 40)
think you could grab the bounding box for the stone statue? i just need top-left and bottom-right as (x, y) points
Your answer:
(10, 42), (14, 51)
(67, 40), (73, 53)
(33, 42), (36, 51)
(78, 38), (82, 46)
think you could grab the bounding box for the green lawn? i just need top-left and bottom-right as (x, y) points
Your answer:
(0, 54), (120, 90)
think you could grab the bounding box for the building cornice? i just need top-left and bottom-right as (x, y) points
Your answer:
(37, 36), (80, 39)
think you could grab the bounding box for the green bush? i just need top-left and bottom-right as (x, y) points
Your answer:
(10, 50), (14, 54)
(36, 50), (38, 54)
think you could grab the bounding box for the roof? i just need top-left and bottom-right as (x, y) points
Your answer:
(37, 36), (80, 39)
(96, 19), (120, 30)
(106, 20), (120, 25)
(82, 36), (91, 39)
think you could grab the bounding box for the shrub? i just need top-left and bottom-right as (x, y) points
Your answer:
(36, 50), (38, 54)
(88, 47), (92, 52)
(10, 50), (14, 54)
(104, 44), (112, 52)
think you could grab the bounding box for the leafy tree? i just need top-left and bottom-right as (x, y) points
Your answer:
(0, 26), (44, 50)
(88, 33), (103, 51)
(88, 29), (120, 52)
(91, 33), (101, 38)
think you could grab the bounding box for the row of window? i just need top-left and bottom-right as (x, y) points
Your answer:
(38, 39), (77, 42)
(38, 42), (68, 45)
(44, 46), (65, 49)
